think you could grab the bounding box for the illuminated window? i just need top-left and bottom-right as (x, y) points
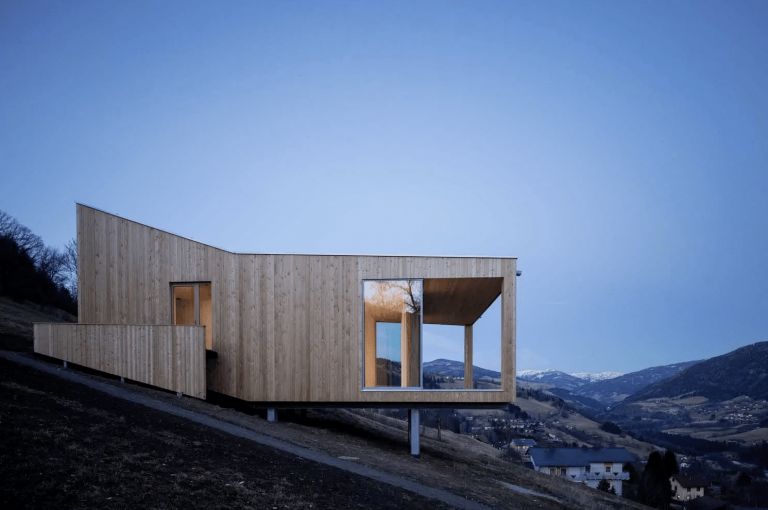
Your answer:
(171, 282), (212, 350)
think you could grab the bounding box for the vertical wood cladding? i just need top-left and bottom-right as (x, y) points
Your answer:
(34, 323), (206, 399)
(75, 204), (516, 404)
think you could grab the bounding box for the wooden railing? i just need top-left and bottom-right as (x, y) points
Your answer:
(34, 323), (206, 399)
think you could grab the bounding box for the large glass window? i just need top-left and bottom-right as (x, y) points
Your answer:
(363, 277), (503, 390)
(364, 280), (422, 387)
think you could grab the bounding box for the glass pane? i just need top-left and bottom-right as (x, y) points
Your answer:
(376, 322), (401, 386)
(471, 294), (501, 389)
(173, 286), (196, 325)
(363, 280), (422, 388)
(422, 323), (465, 388)
(421, 278), (502, 389)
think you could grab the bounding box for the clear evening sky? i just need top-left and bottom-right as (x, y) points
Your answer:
(2, 1), (766, 374)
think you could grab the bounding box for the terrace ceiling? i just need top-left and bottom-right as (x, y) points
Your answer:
(423, 277), (502, 325)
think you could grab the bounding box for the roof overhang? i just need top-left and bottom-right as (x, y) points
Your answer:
(423, 277), (502, 325)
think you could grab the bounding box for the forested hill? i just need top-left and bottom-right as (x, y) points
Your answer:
(577, 360), (702, 404)
(423, 359), (501, 379)
(0, 210), (77, 315)
(624, 341), (768, 402)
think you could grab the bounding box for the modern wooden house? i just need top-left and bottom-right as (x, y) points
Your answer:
(35, 204), (518, 452)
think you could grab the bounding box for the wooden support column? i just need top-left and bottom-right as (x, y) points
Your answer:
(364, 305), (377, 387)
(464, 324), (473, 389)
(409, 408), (420, 457)
(401, 311), (421, 387)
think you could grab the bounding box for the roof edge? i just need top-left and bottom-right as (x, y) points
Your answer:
(75, 203), (518, 260)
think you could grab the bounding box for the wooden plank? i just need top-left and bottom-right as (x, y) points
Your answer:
(262, 254), (276, 401)
(344, 255), (357, 401)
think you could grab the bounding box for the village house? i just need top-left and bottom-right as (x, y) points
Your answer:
(511, 438), (537, 454)
(529, 447), (635, 496)
(670, 473), (706, 501)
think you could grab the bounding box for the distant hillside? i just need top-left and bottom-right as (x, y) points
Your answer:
(0, 296), (76, 351)
(516, 361), (703, 405)
(576, 360), (702, 404)
(625, 342), (768, 402)
(423, 359), (501, 380)
(547, 387), (606, 412)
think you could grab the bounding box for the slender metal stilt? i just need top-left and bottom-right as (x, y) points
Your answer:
(409, 408), (420, 457)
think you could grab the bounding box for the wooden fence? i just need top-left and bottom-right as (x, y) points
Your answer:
(33, 323), (206, 399)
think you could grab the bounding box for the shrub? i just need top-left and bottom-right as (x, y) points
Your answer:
(600, 421), (621, 435)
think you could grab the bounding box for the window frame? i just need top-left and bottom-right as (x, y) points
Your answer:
(361, 279), (424, 391)
(170, 281), (212, 350)
(360, 277), (505, 392)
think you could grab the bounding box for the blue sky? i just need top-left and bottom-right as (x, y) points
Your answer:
(2, 1), (766, 374)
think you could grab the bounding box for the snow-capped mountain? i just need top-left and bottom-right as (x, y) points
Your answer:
(517, 361), (703, 406)
(516, 369), (589, 391)
(516, 369), (559, 379)
(517, 369), (622, 383)
(569, 372), (623, 382)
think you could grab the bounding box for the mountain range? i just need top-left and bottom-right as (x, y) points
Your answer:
(516, 360), (702, 405)
(428, 341), (767, 407)
(423, 358), (501, 380)
(624, 341), (768, 402)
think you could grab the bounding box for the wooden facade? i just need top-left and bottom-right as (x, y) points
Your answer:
(34, 323), (206, 399)
(34, 204), (517, 406)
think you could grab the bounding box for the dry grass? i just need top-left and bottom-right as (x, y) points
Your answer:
(0, 358), (456, 510)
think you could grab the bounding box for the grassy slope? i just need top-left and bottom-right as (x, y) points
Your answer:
(0, 299), (647, 509)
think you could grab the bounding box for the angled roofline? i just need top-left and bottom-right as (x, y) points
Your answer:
(76, 202), (517, 260)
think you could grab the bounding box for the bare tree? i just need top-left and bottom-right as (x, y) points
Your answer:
(63, 238), (78, 300)
(366, 280), (421, 313)
(35, 246), (66, 287)
(1, 210), (77, 300)
(0, 210), (44, 261)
